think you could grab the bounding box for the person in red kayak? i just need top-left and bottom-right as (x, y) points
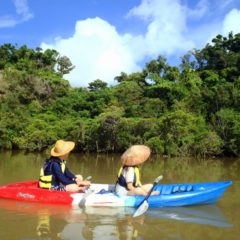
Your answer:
(39, 140), (90, 192)
(115, 145), (160, 196)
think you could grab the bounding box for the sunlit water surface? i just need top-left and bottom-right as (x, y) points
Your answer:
(0, 151), (239, 239)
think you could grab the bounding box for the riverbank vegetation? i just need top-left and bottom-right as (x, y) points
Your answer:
(0, 33), (239, 157)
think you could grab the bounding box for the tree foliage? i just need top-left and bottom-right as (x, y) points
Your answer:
(0, 33), (240, 157)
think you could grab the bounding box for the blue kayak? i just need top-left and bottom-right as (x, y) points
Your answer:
(131, 180), (232, 207)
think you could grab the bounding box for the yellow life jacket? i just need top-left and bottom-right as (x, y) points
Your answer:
(39, 161), (66, 189)
(117, 166), (141, 189)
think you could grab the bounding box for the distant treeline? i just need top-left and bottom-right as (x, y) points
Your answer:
(0, 33), (240, 157)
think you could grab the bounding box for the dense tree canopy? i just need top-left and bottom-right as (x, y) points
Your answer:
(0, 33), (240, 157)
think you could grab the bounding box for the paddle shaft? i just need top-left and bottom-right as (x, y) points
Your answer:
(79, 176), (93, 206)
(144, 181), (158, 201)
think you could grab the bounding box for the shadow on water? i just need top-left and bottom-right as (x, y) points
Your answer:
(0, 198), (232, 239)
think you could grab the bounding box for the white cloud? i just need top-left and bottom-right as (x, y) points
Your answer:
(187, 0), (209, 19)
(42, 0), (196, 87)
(0, 0), (33, 28)
(40, 0), (240, 87)
(221, 9), (240, 35)
(41, 18), (140, 87)
(14, 0), (33, 21)
(0, 16), (18, 28)
(129, 0), (194, 56)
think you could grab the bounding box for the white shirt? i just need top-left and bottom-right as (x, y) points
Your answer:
(115, 167), (135, 196)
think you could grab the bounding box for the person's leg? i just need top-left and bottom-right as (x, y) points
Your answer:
(65, 184), (85, 193)
(115, 184), (128, 196)
(141, 184), (160, 196)
(141, 184), (153, 192)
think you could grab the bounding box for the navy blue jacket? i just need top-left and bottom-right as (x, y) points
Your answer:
(44, 157), (76, 187)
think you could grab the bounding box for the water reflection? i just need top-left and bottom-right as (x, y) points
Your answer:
(147, 206), (232, 227)
(0, 199), (232, 240)
(83, 205), (232, 228)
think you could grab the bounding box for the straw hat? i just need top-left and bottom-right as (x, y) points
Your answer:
(51, 140), (75, 157)
(121, 145), (151, 166)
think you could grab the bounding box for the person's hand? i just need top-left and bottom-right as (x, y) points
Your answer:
(75, 174), (83, 181)
(76, 179), (91, 186)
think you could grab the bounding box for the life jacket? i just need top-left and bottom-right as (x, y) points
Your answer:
(39, 159), (66, 189)
(117, 166), (141, 190)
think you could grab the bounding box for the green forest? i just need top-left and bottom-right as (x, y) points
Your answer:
(0, 33), (240, 157)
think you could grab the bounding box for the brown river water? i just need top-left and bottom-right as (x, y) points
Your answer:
(0, 150), (239, 240)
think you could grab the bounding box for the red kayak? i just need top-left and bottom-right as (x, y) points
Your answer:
(0, 181), (74, 204)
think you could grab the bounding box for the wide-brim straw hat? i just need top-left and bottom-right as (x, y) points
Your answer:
(121, 145), (151, 166)
(51, 140), (75, 157)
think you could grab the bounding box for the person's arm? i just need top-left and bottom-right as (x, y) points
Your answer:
(64, 167), (90, 186)
(52, 162), (76, 185)
(64, 166), (76, 180)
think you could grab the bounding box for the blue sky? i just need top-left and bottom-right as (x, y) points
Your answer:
(1, 0), (240, 87)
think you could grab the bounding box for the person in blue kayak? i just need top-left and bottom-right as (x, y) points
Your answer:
(115, 145), (160, 196)
(39, 139), (90, 192)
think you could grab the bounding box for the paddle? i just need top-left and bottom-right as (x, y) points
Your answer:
(79, 176), (94, 206)
(133, 175), (163, 218)
(84, 176), (92, 181)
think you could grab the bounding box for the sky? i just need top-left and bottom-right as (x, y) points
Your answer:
(1, 0), (240, 87)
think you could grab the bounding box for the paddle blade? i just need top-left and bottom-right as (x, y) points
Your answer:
(84, 176), (92, 181)
(133, 200), (149, 218)
(154, 175), (163, 183)
(79, 188), (95, 206)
